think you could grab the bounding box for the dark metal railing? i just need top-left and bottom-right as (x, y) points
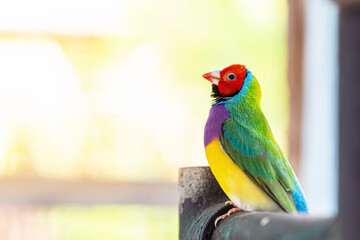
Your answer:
(179, 167), (336, 240)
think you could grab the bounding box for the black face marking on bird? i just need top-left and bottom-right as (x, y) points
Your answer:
(210, 84), (240, 104)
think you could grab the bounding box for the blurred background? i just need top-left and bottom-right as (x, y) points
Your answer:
(0, 0), (339, 239)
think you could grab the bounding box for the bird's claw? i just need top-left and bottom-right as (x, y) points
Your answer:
(214, 207), (242, 227)
(225, 201), (238, 208)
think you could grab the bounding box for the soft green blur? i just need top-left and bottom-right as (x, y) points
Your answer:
(50, 206), (177, 240)
(0, 205), (177, 240)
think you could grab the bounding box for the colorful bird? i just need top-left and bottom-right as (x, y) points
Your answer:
(203, 64), (308, 225)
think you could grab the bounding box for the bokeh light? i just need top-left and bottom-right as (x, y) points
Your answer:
(0, 0), (288, 239)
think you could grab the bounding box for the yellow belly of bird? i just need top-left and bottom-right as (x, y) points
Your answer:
(205, 139), (281, 211)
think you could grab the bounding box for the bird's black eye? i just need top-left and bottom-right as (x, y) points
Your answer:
(228, 73), (236, 81)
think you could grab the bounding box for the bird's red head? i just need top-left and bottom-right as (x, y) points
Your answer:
(203, 64), (247, 96)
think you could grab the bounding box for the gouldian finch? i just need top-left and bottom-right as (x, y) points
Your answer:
(203, 64), (308, 224)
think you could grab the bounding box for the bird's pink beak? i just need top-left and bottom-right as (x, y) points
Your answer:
(202, 70), (221, 85)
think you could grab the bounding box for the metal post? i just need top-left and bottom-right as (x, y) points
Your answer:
(287, 0), (305, 174)
(212, 212), (335, 240)
(179, 167), (335, 240)
(178, 167), (231, 240)
(335, 2), (360, 240)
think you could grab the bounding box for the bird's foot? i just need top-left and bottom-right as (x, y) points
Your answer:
(214, 207), (242, 227)
(225, 201), (238, 208)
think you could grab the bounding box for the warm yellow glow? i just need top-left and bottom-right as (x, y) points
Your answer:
(0, 0), (130, 35)
(0, 0), (288, 181)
